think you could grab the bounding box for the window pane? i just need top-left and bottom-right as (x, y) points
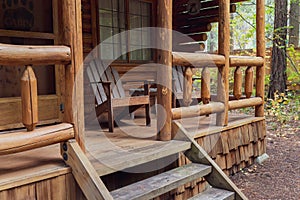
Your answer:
(129, 15), (141, 29)
(130, 30), (142, 45)
(129, 0), (140, 14)
(99, 9), (112, 26)
(141, 31), (151, 46)
(112, 12), (119, 28)
(100, 27), (113, 42)
(130, 49), (142, 60)
(99, 0), (112, 10)
(141, 2), (151, 16)
(142, 16), (150, 27)
(101, 43), (114, 59)
(142, 49), (151, 60)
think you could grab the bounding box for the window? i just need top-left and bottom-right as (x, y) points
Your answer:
(98, 0), (154, 62)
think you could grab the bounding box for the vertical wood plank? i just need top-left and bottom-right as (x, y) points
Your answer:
(245, 67), (254, 98)
(157, 0), (173, 141)
(256, 0), (265, 117)
(233, 66), (242, 99)
(183, 67), (193, 106)
(216, 0), (230, 126)
(201, 67), (210, 104)
(21, 66), (38, 131)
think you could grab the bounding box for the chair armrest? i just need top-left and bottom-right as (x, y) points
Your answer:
(90, 81), (111, 85)
(90, 81), (112, 98)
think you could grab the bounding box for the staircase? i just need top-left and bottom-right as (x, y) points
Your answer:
(61, 121), (248, 200)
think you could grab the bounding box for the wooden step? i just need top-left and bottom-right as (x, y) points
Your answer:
(188, 187), (235, 200)
(111, 163), (211, 200)
(89, 140), (191, 176)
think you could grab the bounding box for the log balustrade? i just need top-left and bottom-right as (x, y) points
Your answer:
(0, 43), (74, 154)
(171, 53), (265, 121)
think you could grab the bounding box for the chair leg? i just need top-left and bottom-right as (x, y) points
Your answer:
(145, 103), (151, 126)
(108, 103), (114, 132)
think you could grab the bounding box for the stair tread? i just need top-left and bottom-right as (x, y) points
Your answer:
(89, 140), (191, 176)
(188, 187), (235, 200)
(111, 163), (212, 200)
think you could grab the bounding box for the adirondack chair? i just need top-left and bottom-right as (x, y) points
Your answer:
(172, 66), (201, 107)
(87, 59), (151, 132)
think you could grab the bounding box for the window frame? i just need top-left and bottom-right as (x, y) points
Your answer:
(95, 0), (157, 64)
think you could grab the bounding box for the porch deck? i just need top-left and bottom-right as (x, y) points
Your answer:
(0, 113), (263, 192)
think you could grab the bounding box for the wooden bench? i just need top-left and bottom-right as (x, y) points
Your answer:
(87, 59), (151, 132)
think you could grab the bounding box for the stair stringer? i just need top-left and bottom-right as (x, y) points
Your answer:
(172, 121), (248, 200)
(61, 140), (113, 200)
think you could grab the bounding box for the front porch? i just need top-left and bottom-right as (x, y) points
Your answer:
(0, 113), (265, 199)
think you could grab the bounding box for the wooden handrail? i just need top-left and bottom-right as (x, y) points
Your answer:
(0, 123), (74, 155)
(229, 56), (264, 67)
(228, 97), (263, 110)
(172, 102), (225, 120)
(0, 43), (71, 66)
(172, 52), (225, 67)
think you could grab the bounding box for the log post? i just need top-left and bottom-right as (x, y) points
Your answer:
(157, 0), (172, 141)
(216, 0), (230, 126)
(183, 67), (193, 106)
(21, 66), (38, 131)
(233, 66), (242, 100)
(201, 67), (210, 104)
(245, 67), (254, 98)
(256, 0), (265, 117)
(57, 0), (85, 149)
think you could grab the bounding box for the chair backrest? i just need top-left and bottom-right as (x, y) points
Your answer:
(87, 59), (126, 105)
(172, 65), (185, 93)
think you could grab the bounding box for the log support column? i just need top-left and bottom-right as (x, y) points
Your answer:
(255, 0), (265, 117)
(157, 0), (173, 141)
(216, 0), (230, 126)
(57, 0), (85, 150)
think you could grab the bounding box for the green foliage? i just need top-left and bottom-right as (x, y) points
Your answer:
(286, 45), (300, 85)
(266, 91), (300, 125)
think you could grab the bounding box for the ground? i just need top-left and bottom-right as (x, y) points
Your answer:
(230, 105), (300, 199)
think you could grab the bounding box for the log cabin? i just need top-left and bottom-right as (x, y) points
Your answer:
(0, 0), (266, 199)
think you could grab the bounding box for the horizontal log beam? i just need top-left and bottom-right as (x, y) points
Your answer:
(175, 23), (212, 34)
(0, 123), (74, 155)
(0, 43), (71, 66)
(229, 56), (264, 67)
(174, 4), (236, 21)
(175, 33), (208, 43)
(174, 0), (247, 12)
(172, 102), (225, 120)
(228, 97), (263, 110)
(173, 43), (206, 52)
(0, 29), (55, 40)
(172, 52), (225, 67)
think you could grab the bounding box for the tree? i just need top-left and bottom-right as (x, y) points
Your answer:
(289, 0), (300, 47)
(268, 0), (288, 99)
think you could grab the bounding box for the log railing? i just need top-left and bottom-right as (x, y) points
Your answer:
(0, 43), (73, 154)
(171, 53), (265, 122)
(229, 55), (264, 111)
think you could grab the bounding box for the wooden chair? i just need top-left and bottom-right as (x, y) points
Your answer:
(87, 59), (151, 132)
(172, 66), (201, 107)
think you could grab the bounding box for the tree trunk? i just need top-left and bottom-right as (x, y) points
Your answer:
(268, 0), (288, 99)
(289, 0), (300, 47)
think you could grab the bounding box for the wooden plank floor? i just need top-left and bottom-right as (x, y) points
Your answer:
(0, 144), (69, 191)
(85, 117), (191, 176)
